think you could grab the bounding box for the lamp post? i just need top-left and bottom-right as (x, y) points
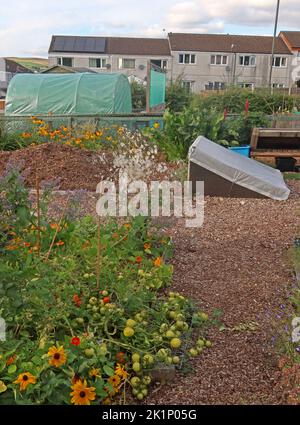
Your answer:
(268, 0), (281, 92)
(231, 44), (237, 85)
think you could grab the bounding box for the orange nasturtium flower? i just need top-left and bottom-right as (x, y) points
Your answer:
(144, 243), (151, 250)
(154, 256), (163, 267)
(14, 372), (36, 391)
(48, 346), (67, 367)
(6, 355), (17, 366)
(70, 379), (96, 405)
(136, 256), (142, 264)
(55, 240), (65, 246)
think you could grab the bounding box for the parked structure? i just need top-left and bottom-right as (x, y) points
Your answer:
(0, 58), (32, 98)
(48, 31), (300, 93)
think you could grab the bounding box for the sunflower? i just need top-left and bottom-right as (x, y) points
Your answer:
(14, 372), (36, 391)
(48, 346), (67, 367)
(115, 364), (128, 380)
(70, 379), (96, 405)
(89, 368), (101, 380)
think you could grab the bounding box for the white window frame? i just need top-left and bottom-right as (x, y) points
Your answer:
(118, 58), (136, 69)
(210, 55), (228, 66)
(272, 83), (285, 88)
(151, 59), (168, 69)
(182, 80), (195, 92)
(57, 57), (74, 67)
(272, 56), (287, 68)
(239, 55), (256, 66)
(178, 53), (196, 65)
(237, 82), (254, 90)
(205, 81), (226, 91)
(89, 57), (107, 69)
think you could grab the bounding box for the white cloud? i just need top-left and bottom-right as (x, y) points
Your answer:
(0, 0), (300, 57)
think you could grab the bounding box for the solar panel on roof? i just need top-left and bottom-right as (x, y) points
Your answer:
(63, 37), (76, 51)
(74, 37), (86, 52)
(50, 36), (106, 53)
(52, 37), (65, 51)
(94, 38), (106, 53)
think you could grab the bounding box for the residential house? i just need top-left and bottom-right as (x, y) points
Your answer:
(168, 33), (293, 92)
(48, 35), (171, 81)
(0, 58), (32, 98)
(280, 31), (300, 87)
(48, 32), (300, 93)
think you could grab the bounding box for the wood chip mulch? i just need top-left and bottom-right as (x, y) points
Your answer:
(147, 181), (300, 405)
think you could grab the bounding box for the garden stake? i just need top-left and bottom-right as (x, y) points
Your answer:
(45, 195), (71, 262)
(96, 216), (101, 290)
(35, 164), (41, 257)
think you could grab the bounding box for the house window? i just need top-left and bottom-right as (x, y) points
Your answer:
(210, 55), (228, 65)
(150, 59), (168, 69)
(89, 58), (107, 68)
(272, 57), (287, 67)
(239, 55), (256, 66)
(205, 82), (226, 90)
(118, 58), (135, 69)
(272, 83), (285, 88)
(237, 82), (254, 90)
(178, 54), (196, 64)
(182, 81), (194, 92)
(57, 57), (73, 67)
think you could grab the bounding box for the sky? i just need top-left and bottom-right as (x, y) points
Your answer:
(1, 0), (300, 57)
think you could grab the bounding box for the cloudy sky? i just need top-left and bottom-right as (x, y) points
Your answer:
(0, 0), (300, 57)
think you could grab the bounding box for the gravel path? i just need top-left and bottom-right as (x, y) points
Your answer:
(147, 181), (300, 405)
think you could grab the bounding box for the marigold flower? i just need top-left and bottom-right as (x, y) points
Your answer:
(144, 243), (151, 250)
(71, 337), (81, 347)
(115, 351), (126, 364)
(115, 364), (128, 380)
(153, 122), (160, 129)
(70, 379), (96, 405)
(108, 374), (121, 388)
(48, 346), (67, 367)
(14, 372), (36, 391)
(89, 368), (101, 380)
(154, 256), (163, 267)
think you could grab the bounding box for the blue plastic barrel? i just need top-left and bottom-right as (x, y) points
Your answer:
(228, 145), (250, 157)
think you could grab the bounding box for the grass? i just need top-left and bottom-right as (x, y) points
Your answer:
(284, 172), (300, 180)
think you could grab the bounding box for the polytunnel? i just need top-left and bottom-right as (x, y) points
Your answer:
(5, 72), (132, 115)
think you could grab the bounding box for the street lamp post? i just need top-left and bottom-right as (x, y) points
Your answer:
(268, 0), (281, 91)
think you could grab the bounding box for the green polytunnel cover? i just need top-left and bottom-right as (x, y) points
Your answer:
(5, 73), (132, 115)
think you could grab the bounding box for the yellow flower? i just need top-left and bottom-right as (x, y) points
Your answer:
(117, 127), (124, 135)
(14, 372), (36, 391)
(48, 346), (67, 367)
(89, 368), (101, 380)
(108, 374), (121, 388)
(106, 136), (112, 141)
(115, 364), (128, 380)
(0, 381), (7, 394)
(153, 122), (160, 129)
(154, 256), (163, 267)
(70, 379), (96, 405)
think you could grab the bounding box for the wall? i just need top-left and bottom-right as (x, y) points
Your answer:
(48, 53), (171, 81)
(170, 51), (292, 91)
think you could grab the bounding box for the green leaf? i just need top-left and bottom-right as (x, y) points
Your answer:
(7, 364), (17, 374)
(103, 365), (114, 377)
